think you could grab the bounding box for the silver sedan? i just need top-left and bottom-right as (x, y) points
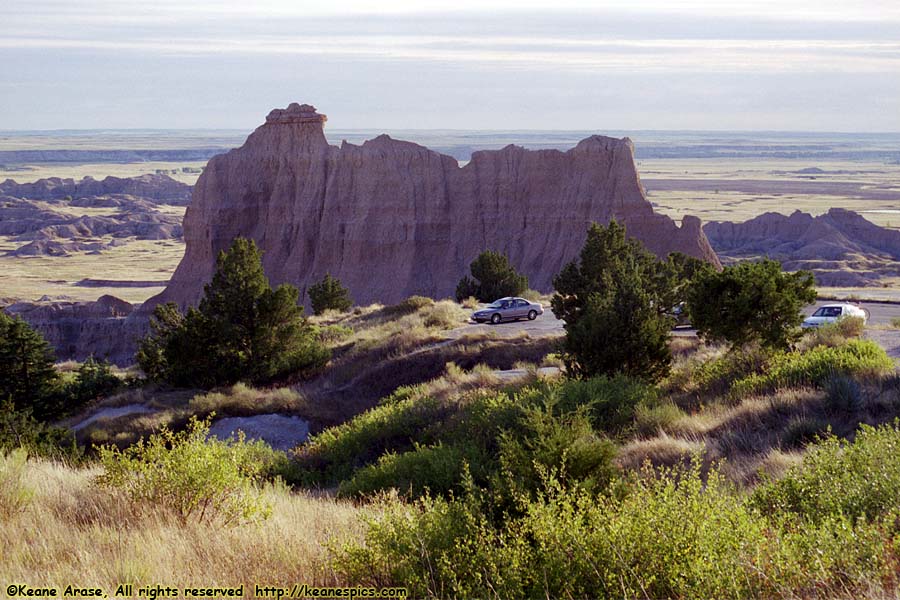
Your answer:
(471, 297), (544, 324)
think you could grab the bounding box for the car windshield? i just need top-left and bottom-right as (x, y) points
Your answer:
(486, 300), (508, 309)
(812, 307), (842, 317)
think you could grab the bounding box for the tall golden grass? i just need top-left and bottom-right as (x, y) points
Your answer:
(0, 459), (364, 587)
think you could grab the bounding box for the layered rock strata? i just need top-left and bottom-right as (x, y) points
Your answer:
(150, 103), (719, 310)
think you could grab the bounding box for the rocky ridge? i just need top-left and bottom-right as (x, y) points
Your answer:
(704, 208), (900, 286)
(0, 173), (192, 205)
(149, 102), (719, 310)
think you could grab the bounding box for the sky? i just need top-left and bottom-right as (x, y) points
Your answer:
(1, 0), (899, 131)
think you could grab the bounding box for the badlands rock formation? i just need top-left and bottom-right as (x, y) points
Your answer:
(150, 103), (719, 309)
(0, 173), (192, 205)
(4, 295), (144, 364)
(705, 208), (900, 287)
(0, 196), (182, 256)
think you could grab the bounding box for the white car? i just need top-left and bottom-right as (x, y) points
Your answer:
(801, 303), (869, 328)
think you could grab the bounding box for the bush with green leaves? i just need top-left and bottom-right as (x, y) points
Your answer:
(96, 416), (272, 525)
(687, 259), (817, 350)
(334, 454), (897, 599)
(338, 442), (489, 499)
(730, 339), (893, 398)
(0, 399), (81, 461)
(61, 357), (122, 415)
(137, 237), (329, 388)
(0, 312), (60, 419)
(308, 273), (353, 315)
(301, 374), (651, 500)
(754, 419), (900, 524)
(551, 221), (683, 381)
(455, 250), (528, 302)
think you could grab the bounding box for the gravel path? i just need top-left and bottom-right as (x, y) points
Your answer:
(71, 404), (153, 431)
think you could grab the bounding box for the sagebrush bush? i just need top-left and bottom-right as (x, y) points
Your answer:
(731, 340), (894, 398)
(96, 416), (272, 525)
(0, 448), (33, 518)
(800, 316), (865, 350)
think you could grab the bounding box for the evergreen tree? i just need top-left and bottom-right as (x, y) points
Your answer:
(0, 312), (60, 418)
(687, 259), (816, 350)
(137, 237), (329, 387)
(551, 221), (678, 381)
(455, 250), (529, 302)
(307, 273), (353, 315)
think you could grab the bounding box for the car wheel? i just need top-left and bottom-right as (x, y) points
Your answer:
(528, 310), (537, 320)
(491, 313), (501, 324)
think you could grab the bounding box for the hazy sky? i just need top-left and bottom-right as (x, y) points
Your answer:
(2, 0), (899, 131)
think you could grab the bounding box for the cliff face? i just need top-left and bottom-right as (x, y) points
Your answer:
(5, 296), (145, 365)
(149, 103), (720, 310)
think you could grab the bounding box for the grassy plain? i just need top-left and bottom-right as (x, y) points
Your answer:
(642, 158), (900, 229)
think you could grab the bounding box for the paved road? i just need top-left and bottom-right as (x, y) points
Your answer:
(447, 300), (900, 339)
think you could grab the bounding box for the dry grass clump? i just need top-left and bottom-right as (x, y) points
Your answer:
(797, 316), (865, 351)
(189, 383), (307, 417)
(0, 459), (364, 587)
(616, 433), (705, 472)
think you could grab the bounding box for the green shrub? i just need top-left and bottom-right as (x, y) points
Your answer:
(338, 442), (489, 498)
(553, 374), (658, 436)
(496, 401), (617, 498)
(335, 457), (895, 598)
(96, 416), (272, 525)
(297, 393), (446, 485)
(634, 401), (686, 436)
(455, 250), (528, 303)
(332, 484), (525, 599)
(730, 340), (894, 398)
(693, 345), (770, 396)
(801, 316), (865, 349)
(753, 420), (900, 524)
(892, 317), (900, 329)
(0, 448), (33, 518)
(61, 357), (122, 416)
(0, 399), (81, 461)
(308, 273), (353, 315)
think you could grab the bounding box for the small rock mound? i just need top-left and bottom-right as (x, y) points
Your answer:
(207, 414), (310, 451)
